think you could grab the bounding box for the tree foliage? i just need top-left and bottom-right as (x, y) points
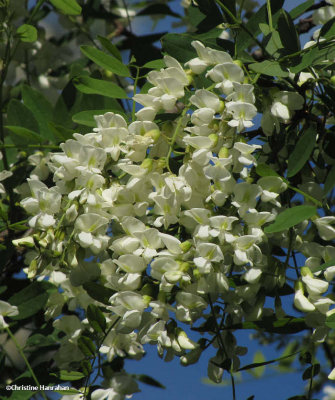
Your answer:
(1, 0), (335, 399)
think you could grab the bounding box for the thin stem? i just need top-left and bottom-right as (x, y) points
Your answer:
(121, 0), (133, 34)
(26, 0), (45, 24)
(0, 144), (59, 150)
(292, 250), (300, 280)
(215, 0), (270, 57)
(166, 107), (188, 173)
(5, 326), (48, 400)
(207, 295), (236, 400)
(237, 0), (246, 19)
(132, 67), (140, 122)
(266, 0), (273, 32)
(307, 363), (314, 400)
(83, 317), (121, 399)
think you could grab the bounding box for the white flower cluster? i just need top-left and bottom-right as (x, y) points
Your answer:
(13, 40), (335, 397)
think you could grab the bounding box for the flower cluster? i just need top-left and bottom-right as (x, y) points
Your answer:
(13, 40), (335, 399)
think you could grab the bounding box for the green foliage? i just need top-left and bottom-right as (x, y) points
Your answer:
(2, 1), (335, 400)
(16, 24), (37, 42)
(73, 76), (128, 99)
(264, 206), (317, 234)
(49, 0), (82, 15)
(80, 45), (130, 77)
(287, 126), (316, 178)
(8, 281), (56, 320)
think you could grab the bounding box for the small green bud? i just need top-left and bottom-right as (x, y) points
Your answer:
(144, 129), (161, 142)
(140, 158), (153, 171)
(301, 266), (313, 278)
(218, 146), (229, 158)
(233, 59), (243, 68)
(294, 280), (304, 291)
(219, 100), (225, 113)
(208, 133), (219, 147)
(142, 295), (152, 306)
(180, 240), (192, 253)
(157, 291), (166, 303)
(185, 69), (194, 84)
(178, 261), (190, 272)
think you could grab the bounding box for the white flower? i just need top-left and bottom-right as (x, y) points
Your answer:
(0, 301), (19, 329)
(270, 91), (304, 121)
(190, 89), (221, 112)
(226, 102), (257, 131)
(315, 217), (335, 240)
(206, 63), (244, 94)
(186, 41), (233, 74)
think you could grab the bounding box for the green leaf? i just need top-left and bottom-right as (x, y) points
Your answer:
(193, 0), (223, 31)
(287, 126), (316, 178)
(264, 205), (317, 233)
(80, 45), (130, 77)
(8, 220), (28, 232)
(22, 85), (54, 140)
(320, 16), (335, 39)
(78, 336), (96, 357)
(249, 60), (289, 77)
(72, 109), (127, 127)
(25, 334), (57, 348)
(264, 31), (283, 56)
(81, 359), (92, 376)
(8, 281), (56, 320)
(73, 76), (128, 99)
(137, 3), (181, 18)
(51, 370), (85, 381)
(235, 0), (284, 53)
(87, 304), (106, 333)
(278, 10), (300, 54)
(289, 0), (314, 20)
(97, 36), (122, 61)
(134, 374), (166, 389)
(55, 389), (83, 395)
(256, 163), (279, 177)
(161, 32), (222, 63)
(238, 351), (300, 372)
(48, 121), (74, 142)
(302, 364), (320, 380)
(143, 59), (166, 69)
(326, 313), (335, 329)
(315, 259), (335, 273)
(83, 282), (116, 305)
(7, 99), (39, 133)
(289, 42), (335, 73)
(5, 126), (42, 144)
(8, 391), (35, 400)
(16, 24), (37, 42)
(49, 0), (81, 15)
(248, 351), (266, 378)
(230, 316), (307, 334)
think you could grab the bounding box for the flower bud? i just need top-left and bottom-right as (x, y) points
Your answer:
(142, 295), (152, 306)
(179, 240), (192, 253)
(140, 158), (153, 171)
(218, 147), (229, 158)
(185, 69), (194, 84)
(301, 266), (313, 277)
(144, 129), (161, 143)
(208, 134), (219, 147)
(176, 328), (197, 350)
